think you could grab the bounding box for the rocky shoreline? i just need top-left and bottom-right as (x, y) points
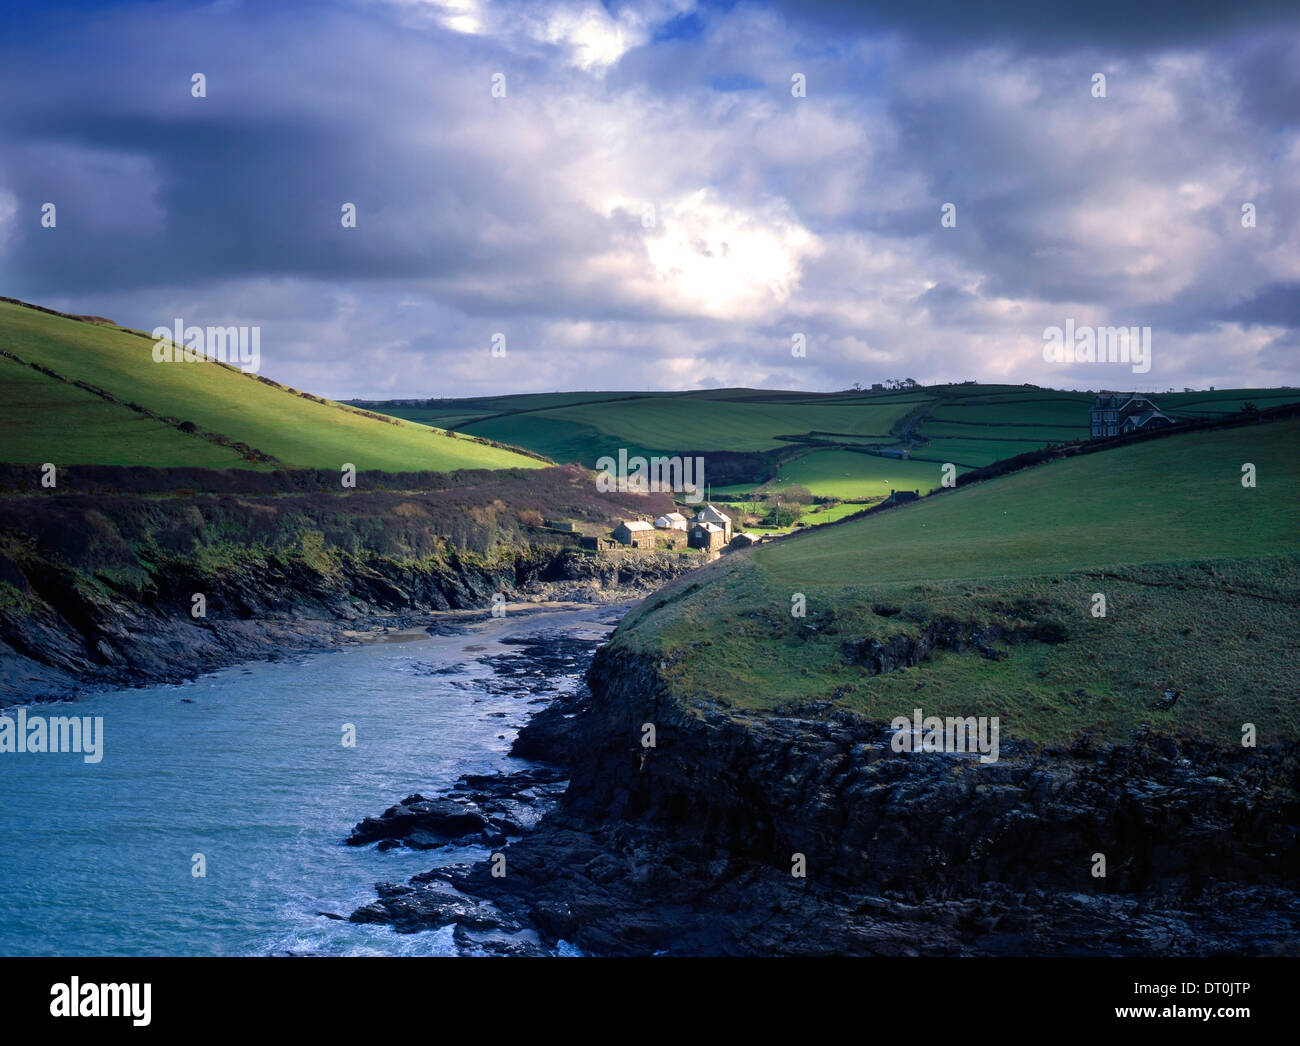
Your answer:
(343, 628), (612, 956)
(347, 633), (1300, 956)
(0, 546), (697, 706)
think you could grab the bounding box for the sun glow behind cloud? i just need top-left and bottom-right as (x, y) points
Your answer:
(600, 189), (820, 320)
(1, 0), (1296, 396)
(395, 0), (694, 71)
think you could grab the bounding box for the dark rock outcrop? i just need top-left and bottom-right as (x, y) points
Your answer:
(0, 493), (699, 705)
(353, 638), (1300, 956)
(348, 796), (492, 849)
(840, 616), (1066, 674)
(347, 765), (571, 852)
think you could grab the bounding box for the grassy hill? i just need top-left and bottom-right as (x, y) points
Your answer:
(508, 395), (915, 452)
(369, 387), (926, 464)
(0, 299), (543, 472)
(0, 352), (248, 469)
(365, 383), (1300, 519)
(743, 448), (942, 502)
(612, 415), (1300, 749)
(762, 419), (1296, 584)
(906, 383), (1300, 469)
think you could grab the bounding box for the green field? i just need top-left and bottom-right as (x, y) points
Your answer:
(1160, 389), (1300, 416)
(796, 433), (903, 446)
(759, 420), (1297, 586)
(375, 407), (493, 430)
(918, 421), (1088, 442)
(763, 449), (951, 500)
(372, 387), (925, 466)
(615, 417), (1300, 748)
(374, 390), (671, 431)
(912, 438), (1050, 468)
(373, 383), (1300, 504)
(701, 448), (951, 534)
(450, 413), (656, 467)
(0, 301), (543, 471)
(462, 390), (675, 412)
(352, 381), (1300, 541)
(708, 481), (767, 499)
(925, 394), (1094, 427)
(712, 497), (871, 536)
(905, 384), (1300, 476)
(0, 354), (248, 468)
(467, 396), (916, 453)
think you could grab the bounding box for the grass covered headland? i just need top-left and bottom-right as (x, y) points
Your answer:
(613, 415), (1300, 749)
(0, 298), (544, 472)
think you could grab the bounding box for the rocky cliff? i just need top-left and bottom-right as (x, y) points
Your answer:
(364, 639), (1300, 955)
(0, 465), (696, 702)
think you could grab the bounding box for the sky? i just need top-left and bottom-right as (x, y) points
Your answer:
(1, 0), (1297, 399)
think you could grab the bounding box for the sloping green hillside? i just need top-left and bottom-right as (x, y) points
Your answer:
(510, 395), (917, 452)
(761, 417), (1297, 585)
(908, 384), (1300, 469)
(0, 352), (248, 468)
(616, 417), (1300, 747)
(760, 448), (944, 501)
(369, 383), (1300, 500)
(370, 387), (927, 466)
(0, 300), (543, 471)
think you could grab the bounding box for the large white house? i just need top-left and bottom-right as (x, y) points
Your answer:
(692, 504), (732, 541)
(654, 511), (689, 531)
(1090, 393), (1173, 438)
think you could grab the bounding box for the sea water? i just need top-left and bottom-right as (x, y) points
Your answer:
(0, 607), (604, 956)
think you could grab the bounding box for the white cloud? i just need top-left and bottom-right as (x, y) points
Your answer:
(4, 0), (1297, 396)
(0, 189), (18, 248)
(597, 188), (821, 319)
(393, 0), (695, 71)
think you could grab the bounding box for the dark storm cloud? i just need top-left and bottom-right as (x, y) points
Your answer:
(0, 5), (596, 298)
(0, 0), (1295, 396)
(770, 0), (1300, 50)
(1220, 283), (1300, 328)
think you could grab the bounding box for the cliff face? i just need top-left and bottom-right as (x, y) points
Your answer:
(0, 467), (695, 702)
(579, 645), (1296, 892)
(434, 641), (1300, 955)
(1, 541), (515, 700)
(0, 548), (701, 703)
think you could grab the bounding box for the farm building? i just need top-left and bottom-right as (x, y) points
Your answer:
(1090, 393), (1172, 438)
(691, 504), (732, 540)
(688, 521), (726, 551)
(612, 520), (656, 548)
(880, 446), (910, 459)
(887, 489), (920, 505)
(654, 511), (688, 531)
(730, 532), (762, 549)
